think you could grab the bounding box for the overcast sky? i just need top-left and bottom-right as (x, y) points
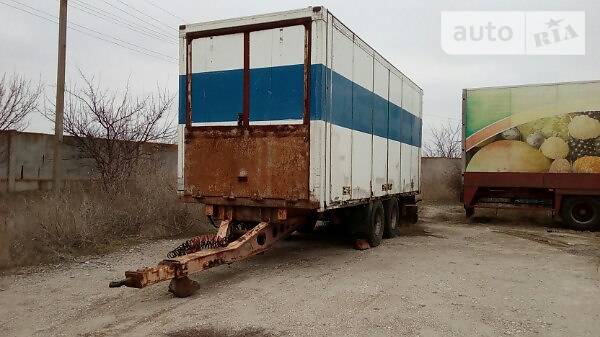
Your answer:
(1, 0), (598, 139)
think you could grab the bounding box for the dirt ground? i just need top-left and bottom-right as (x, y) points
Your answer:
(1, 203), (599, 337)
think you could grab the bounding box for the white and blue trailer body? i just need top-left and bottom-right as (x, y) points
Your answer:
(109, 7), (423, 292)
(177, 7), (422, 232)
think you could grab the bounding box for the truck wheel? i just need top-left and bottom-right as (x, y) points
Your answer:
(561, 197), (600, 231)
(367, 201), (385, 247)
(297, 214), (317, 234)
(465, 207), (475, 218)
(384, 198), (400, 238)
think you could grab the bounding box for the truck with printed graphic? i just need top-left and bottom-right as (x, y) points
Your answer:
(463, 81), (600, 230)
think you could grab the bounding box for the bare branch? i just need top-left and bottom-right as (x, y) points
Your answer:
(423, 122), (462, 159)
(44, 73), (176, 190)
(0, 73), (43, 131)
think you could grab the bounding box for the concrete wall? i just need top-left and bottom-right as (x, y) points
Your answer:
(0, 131), (176, 192)
(1, 131), (462, 199)
(421, 157), (462, 201)
(0, 218), (8, 268)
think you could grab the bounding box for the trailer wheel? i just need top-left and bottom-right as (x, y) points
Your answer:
(561, 197), (600, 231)
(465, 207), (475, 219)
(367, 201), (385, 247)
(297, 214), (317, 234)
(384, 198), (400, 238)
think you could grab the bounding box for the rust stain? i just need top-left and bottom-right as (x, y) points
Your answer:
(184, 124), (310, 203)
(303, 21), (312, 124)
(203, 259), (225, 269)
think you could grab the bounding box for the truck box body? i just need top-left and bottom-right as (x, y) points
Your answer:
(178, 7), (423, 212)
(463, 81), (600, 222)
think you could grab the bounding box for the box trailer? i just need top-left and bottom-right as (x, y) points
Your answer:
(463, 81), (600, 230)
(111, 7), (423, 296)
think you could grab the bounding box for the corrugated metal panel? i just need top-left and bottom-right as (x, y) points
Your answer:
(328, 25), (353, 203)
(350, 42), (373, 199)
(372, 60), (389, 197)
(402, 79), (418, 192)
(309, 20), (328, 209)
(388, 73), (403, 194)
(415, 92), (423, 191)
(324, 13), (334, 209)
(177, 35), (187, 192)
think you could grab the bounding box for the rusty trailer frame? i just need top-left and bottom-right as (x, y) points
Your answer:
(110, 219), (303, 297)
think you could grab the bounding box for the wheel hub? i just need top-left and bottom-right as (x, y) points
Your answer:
(572, 203), (594, 223)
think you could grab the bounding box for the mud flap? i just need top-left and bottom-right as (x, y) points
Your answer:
(403, 204), (418, 224)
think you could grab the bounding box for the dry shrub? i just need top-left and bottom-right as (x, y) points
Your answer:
(3, 162), (208, 267)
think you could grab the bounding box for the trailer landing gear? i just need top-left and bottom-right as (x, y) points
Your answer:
(109, 218), (303, 297)
(169, 276), (200, 298)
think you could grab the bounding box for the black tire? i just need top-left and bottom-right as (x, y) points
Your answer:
(297, 214), (317, 234)
(561, 197), (600, 231)
(367, 201), (385, 247)
(465, 207), (475, 219)
(384, 198), (400, 238)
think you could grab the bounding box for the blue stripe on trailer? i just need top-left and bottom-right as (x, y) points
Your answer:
(178, 64), (422, 147)
(352, 79), (374, 135)
(178, 69), (244, 124)
(250, 64), (305, 122)
(373, 91), (389, 139)
(178, 65), (309, 124)
(388, 103), (402, 142)
(311, 63), (326, 122)
(330, 70), (353, 129)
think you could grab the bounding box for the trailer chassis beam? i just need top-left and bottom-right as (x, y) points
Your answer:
(110, 218), (303, 297)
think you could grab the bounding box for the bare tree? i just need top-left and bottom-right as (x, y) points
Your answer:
(0, 73), (42, 131)
(46, 73), (175, 190)
(423, 122), (462, 158)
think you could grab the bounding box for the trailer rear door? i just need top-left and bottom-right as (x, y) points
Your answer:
(249, 25), (306, 125)
(182, 19), (314, 206)
(190, 34), (244, 125)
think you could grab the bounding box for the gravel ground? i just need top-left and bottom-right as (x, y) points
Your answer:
(0, 203), (599, 337)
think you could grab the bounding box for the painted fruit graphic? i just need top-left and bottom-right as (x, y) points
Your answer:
(526, 132), (545, 149)
(540, 137), (569, 160)
(549, 159), (572, 173)
(573, 156), (600, 173)
(517, 116), (570, 140)
(568, 137), (597, 160)
(474, 136), (496, 148)
(466, 140), (551, 173)
(501, 127), (521, 140)
(568, 115), (600, 140)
